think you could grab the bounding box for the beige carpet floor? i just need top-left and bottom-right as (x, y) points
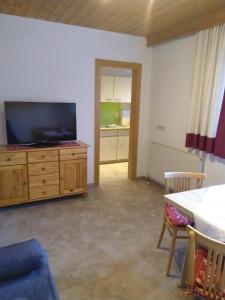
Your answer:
(0, 178), (186, 300)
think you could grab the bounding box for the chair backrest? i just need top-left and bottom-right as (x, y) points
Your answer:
(186, 225), (225, 300)
(164, 172), (206, 194)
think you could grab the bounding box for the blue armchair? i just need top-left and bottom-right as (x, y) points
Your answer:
(0, 239), (60, 300)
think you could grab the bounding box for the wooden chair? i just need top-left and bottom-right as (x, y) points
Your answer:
(157, 172), (206, 276)
(186, 225), (225, 300)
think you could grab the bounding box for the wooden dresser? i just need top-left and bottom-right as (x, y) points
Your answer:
(0, 141), (88, 207)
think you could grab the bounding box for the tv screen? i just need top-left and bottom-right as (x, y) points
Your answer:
(5, 101), (77, 145)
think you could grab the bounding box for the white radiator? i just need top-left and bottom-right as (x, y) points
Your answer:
(148, 142), (203, 185)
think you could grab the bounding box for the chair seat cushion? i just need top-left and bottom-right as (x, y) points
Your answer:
(194, 248), (207, 286)
(195, 247), (223, 284)
(193, 248), (222, 298)
(183, 248), (208, 297)
(165, 204), (193, 226)
(184, 248), (224, 298)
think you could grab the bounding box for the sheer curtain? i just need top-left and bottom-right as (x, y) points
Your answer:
(185, 25), (225, 155)
(214, 90), (225, 157)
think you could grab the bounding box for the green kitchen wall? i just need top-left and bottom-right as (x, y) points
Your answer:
(100, 102), (121, 126)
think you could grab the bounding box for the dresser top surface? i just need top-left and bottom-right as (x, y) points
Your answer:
(0, 141), (88, 153)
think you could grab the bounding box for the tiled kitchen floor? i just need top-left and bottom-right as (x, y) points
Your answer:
(100, 162), (128, 182)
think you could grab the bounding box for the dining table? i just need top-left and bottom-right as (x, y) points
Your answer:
(164, 184), (225, 286)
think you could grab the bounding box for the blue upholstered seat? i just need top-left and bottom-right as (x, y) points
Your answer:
(0, 239), (60, 300)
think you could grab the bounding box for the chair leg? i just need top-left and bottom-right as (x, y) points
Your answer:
(166, 229), (177, 276)
(157, 218), (166, 248)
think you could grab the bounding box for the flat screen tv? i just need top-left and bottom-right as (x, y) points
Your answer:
(4, 101), (77, 147)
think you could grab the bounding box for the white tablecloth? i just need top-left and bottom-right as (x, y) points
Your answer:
(194, 184), (225, 242)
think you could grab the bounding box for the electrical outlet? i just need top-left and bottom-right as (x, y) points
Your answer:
(156, 124), (165, 131)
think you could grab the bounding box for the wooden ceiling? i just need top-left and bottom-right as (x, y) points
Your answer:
(0, 0), (225, 46)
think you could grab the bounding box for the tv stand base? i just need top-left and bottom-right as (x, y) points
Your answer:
(0, 141), (88, 207)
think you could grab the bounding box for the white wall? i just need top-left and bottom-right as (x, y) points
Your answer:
(204, 155), (225, 186)
(150, 35), (195, 150)
(148, 34), (225, 187)
(0, 14), (151, 183)
(148, 35), (203, 184)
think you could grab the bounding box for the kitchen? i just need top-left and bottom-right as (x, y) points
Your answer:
(99, 67), (132, 181)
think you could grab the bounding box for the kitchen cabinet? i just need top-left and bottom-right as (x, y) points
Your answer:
(117, 130), (129, 160)
(114, 77), (132, 103)
(100, 75), (132, 102)
(100, 130), (117, 162)
(100, 75), (114, 102)
(100, 129), (129, 163)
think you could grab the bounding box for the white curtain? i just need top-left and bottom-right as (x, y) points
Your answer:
(187, 24), (225, 139)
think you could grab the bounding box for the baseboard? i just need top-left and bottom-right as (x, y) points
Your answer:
(148, 177), (164, 189)
(135, 176), (163, 189)
(87, 177), (162, 188)
(135, 176), (146, 180)
(100, 159), (128, 165)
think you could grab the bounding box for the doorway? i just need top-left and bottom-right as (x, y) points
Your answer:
(94, 59), (142, 185)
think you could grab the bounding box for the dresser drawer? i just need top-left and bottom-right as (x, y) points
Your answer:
(28, 162), (59, 176)
(28, 150), (58, 163)
(60, 148), (87, 160)
(0, 152), (26, 166)
(29, 185), (59, 200)
(29, 174), (59, 188)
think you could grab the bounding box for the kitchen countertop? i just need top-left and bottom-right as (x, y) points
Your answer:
(100, 126), (130, 131)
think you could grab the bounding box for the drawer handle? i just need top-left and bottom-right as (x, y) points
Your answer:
(6, 158), (11, 161)
(72, 153), (75, 156)
(70, 189), (74, 192)
(43, 191), (46, 195)
(43, 179), (46, 184)
(41, 155), (45, 159)
(42, 168), (46, 171)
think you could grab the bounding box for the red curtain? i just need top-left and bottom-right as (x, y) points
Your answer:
(185, 134), (215, 153)
(185, 90), (225, 159)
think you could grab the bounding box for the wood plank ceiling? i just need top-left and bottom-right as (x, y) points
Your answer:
(0, 0), (225, 46)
